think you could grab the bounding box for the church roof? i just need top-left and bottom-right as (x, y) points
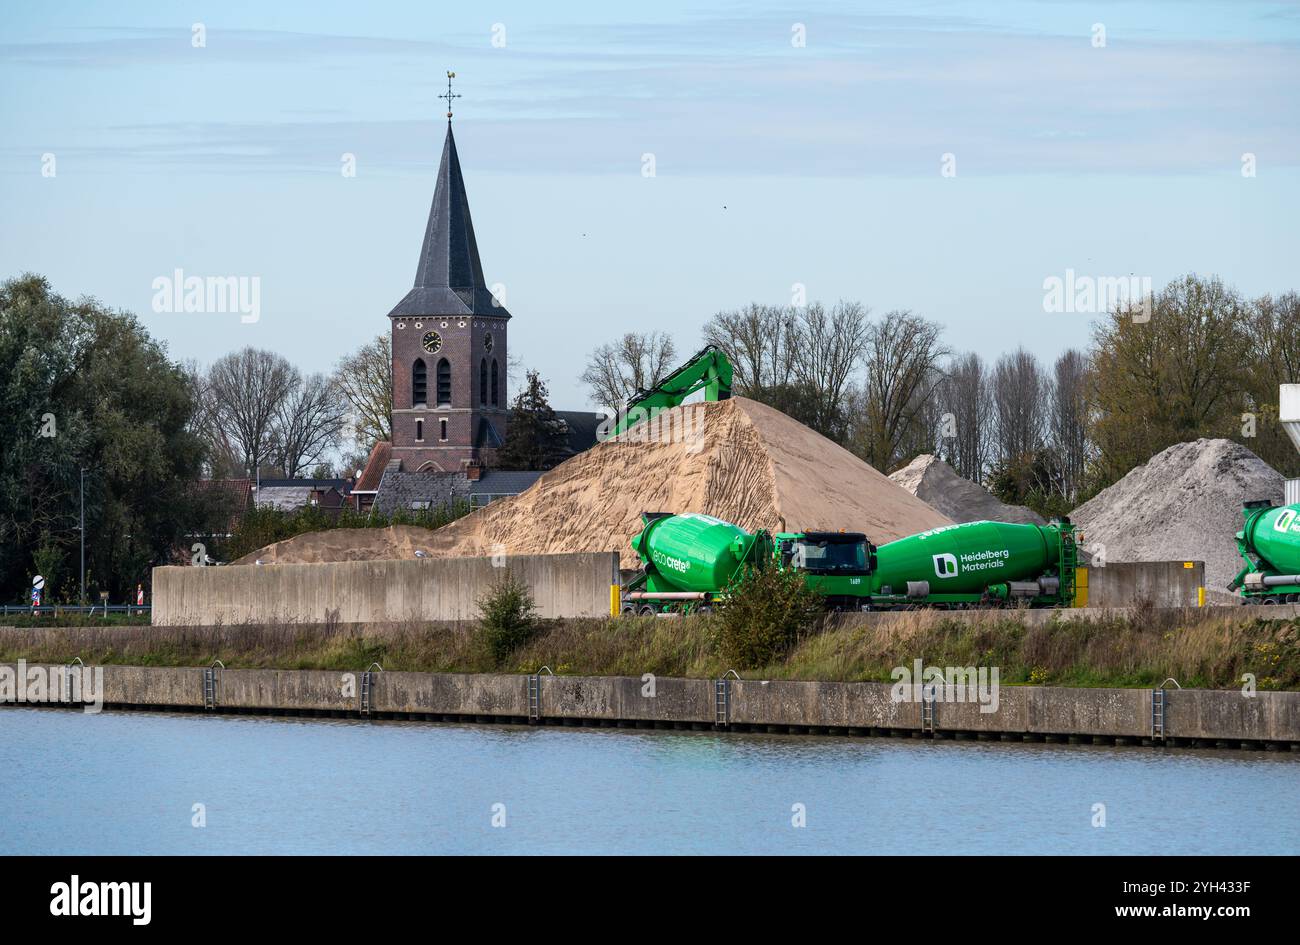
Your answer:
(387, 123), (510, 319)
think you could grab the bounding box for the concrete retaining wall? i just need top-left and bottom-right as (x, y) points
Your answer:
(1085, 561), (1204, 608)
(5, 663), (1298, 749)
(151, 552), (620, 625)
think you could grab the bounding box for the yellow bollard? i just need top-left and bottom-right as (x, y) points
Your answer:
(1074, 567), (1089, 608)
(1198, 586), (1205, 607)
(610, 584), (621, 617)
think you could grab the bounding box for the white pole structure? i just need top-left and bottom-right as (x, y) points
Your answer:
(79, 466), (86, 603)
(1280, 384), (1300, 505)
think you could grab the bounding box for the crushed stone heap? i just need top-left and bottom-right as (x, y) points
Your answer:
(1069, 438), (1283, 593)
(889, 454), (1045, 526)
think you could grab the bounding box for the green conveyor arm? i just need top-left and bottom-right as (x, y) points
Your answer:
(607, 345), (734, 438)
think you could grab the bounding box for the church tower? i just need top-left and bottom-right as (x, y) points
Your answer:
(387, 101), (509, 472)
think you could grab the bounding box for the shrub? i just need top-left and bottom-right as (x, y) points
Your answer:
(475, 574), (541, 665)
(712, 564), (825, 669)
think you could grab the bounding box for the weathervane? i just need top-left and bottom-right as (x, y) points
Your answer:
(439, 70), (461, 122)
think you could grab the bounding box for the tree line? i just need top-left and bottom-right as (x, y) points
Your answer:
(0, 274), (569, 600)
(4, 269), (1296, 600)
(581, 274), (1300, 517)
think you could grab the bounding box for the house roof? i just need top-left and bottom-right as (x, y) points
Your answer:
(191, 478), (254, 535)
(554, 410), (606, 457)
(254, 486), (345, 511)
(353, 441), (392, 493)
(387, 124), (509, 320)
(373, 469), (544, 514)
(257, 478), (353, 494)
(474, 416), (504, 449)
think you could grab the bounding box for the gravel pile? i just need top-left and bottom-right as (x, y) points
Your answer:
(1069, 438), (1284, 593)
(889, 454), (1044, 525)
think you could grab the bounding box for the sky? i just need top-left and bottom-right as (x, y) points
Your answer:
(1, 0), (1298, 411)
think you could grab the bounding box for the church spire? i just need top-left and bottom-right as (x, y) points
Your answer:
(387, 77), (507, 319)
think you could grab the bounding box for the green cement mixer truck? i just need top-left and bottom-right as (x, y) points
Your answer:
(620, 512), (1078, 613)
(1229, 500), (1300, 603)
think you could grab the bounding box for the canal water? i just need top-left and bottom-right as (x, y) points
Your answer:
(2, 707), (1296, 855)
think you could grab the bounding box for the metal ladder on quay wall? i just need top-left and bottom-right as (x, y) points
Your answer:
(715, 670), (739, 727)
(359, 663), (382, 716)
(202, 660), (224, 710)
(1152, 678), (1180, 741)
(528, 666), (553, 723)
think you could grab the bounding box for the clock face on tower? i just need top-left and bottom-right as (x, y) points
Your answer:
(421, 331), (442, 354)
(484, 332), (494, 353)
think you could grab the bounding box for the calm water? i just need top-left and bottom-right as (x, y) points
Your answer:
(1, 706), (1297, 855)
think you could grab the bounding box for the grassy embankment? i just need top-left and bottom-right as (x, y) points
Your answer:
(1, 605), (1297, 690)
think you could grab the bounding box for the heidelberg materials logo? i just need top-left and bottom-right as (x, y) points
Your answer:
(933, 553), (958, 578)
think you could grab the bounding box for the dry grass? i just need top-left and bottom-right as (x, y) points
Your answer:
(1, 607), (1297, 690)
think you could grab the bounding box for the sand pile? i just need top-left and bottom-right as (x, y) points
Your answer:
(238, 397), (951, 568)
(234, 525), (441, 565)
(1069, 438), (1283, 593)
(889, 454), (1045, 525)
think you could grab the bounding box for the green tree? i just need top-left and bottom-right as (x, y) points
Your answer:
(1089, 274), (1250, 488)
(495, 370), (569, 471)
(0, 274), (208, 601)
(986, 448), (1072, 520)
(712, 564), (824, 669)
(1242, 291), (1300, 478)
(475, 574), (541, 666)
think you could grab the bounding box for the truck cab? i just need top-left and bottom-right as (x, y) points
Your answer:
(775, 531), (877, 610)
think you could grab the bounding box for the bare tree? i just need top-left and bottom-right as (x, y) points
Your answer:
(893, 365), (948, 466)
(333, 334), (392, 451)
(272, 373), (347, 478)
(790, 301), (871, 440)
(703, 301), (868, 441)
(580, 331), (678, 411)
(937, 352), (992, 481)
(703, 303), (798, 400)
(992, 348), (1047, 465)
(183, 359), (241, 477)
(851, 310), (949, 471)
(205, 347), (297, 476)
(1048, 349), (1090, 501)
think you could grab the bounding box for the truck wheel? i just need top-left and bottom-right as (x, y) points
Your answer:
(621, 604), (636, 615)
(638, 604), (657, 616)
(1263, 596), (1280, 605)
(696, 604), (713, 614)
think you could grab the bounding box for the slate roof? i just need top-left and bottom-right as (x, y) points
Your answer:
(474, 417), (504, 449)
(254, 486), (346, 511)
(554, 410), (606, 457)
(387, 124), (509, 319)
(374, 469), (545, 514)
(257, 478), (353, 495)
